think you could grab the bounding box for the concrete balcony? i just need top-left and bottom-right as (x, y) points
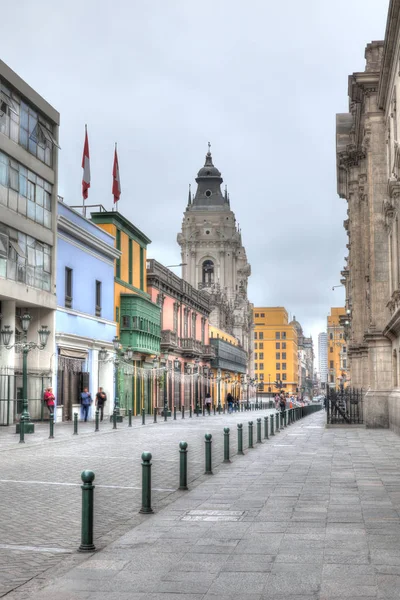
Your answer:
(161, 329), (178, 351)
(202, 344), (216, 359)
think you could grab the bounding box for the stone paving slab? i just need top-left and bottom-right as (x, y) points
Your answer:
(8, 409), (400, 600)
(0, 407), (276, 597)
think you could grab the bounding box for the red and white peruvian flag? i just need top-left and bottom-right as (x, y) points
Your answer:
(112, 144), (121, 203)
(81, 125), (91, 200)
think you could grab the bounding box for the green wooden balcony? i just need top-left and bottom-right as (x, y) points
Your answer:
(120, 294), (161, 355)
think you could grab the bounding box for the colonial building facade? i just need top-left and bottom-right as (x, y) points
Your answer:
(177, 147), (253, 372)
(336, 0), (400, 430)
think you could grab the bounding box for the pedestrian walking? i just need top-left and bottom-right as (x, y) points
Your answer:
(80, 387), (92, 422)
(43, 387), (55, 418)
(205, 392), (212, 415)
(279, 394), (286, 412)
(95, 387), (107, 421)
(226, 392), (234, 413)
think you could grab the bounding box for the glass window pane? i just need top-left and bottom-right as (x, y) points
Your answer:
(20, 105), (28, 129)
(8, 189), (17, 211)
(44, 147), (52, 166)
(19, 128), (28, 148)
(7, 260), (16, 281)
(18, 194), (27, 216)
(27, 181), (35, 201)
(28, 138), (37, 155)
(18, 232), (26, 251)
(0, 160), (7, 186)
(27, 245), (35, 266)
(0, 185), (7, 206)
(10, 119), (18, 142)
(28, 114), (37, 134)
(43, 209), (51, 228)
(19, 173), (27, 197)
(0, 152), (8, 165)
(42, 273), (50, 291)
(27, 200), (35, 221)
(36, 185), (44, 206)
(44, 191), (51, 211)
(35, 204), (44, 225)
(26, 265), (34, 286)
(37, 144), (45, 162)
(0, 114), (10, 137)
(43, 252), (50, 273)
(0, 258), (6, 278)
(28, 171), (36, 183)
(10, 167), (18, 191)
(36, 176), (43, 188)
(44, 181), (52, 192)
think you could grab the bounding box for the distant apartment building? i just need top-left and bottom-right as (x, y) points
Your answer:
(253, 308), (299, 395)
(0, 60), (60, 423)
(327, 307), (348, 389)
(318, 332), (328, 385)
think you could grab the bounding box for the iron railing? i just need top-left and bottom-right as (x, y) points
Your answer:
(327, 387), (363, 424)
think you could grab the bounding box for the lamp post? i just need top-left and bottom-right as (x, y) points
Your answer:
(153, 355), (159, 413)
(194, 357), (200, 415)
(99, 340), (133, 422)
(1, 313), (50, 434)
(185, 362), (192, 413)
(162, 352), (169, 420)
(174, 358), (180, 410)
(217, 368), (221, 411)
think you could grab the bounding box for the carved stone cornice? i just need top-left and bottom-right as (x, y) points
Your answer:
(388, 176), (400, 200)
(343, 219), (349, 231)
(338, 145), (366, 169)
(383, 198), (396, 228)
(387, 290), (400, 316)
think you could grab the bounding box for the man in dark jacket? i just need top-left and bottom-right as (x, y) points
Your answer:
(95, 387), (107, 421)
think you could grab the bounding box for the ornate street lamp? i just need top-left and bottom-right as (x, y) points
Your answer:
(217, 368), (222, 412)
(1, 313), (51, 435)
(194, 357), (200, 415)
(98, 338), (133, 421)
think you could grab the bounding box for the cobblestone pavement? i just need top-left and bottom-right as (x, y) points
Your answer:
(7, 409), (400, 600)
(0, 407), (276, 597)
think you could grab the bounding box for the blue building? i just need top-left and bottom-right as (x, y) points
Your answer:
(55, 200), (119, 421)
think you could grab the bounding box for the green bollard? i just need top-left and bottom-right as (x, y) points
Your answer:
(213, 404), (216, 415)
(264, 415), (269, 439)
(248, 421), (254, 448)
(190, 406), (192, 418)
(179, 441), (188, 490)
(237, 423), (244, 455)
(128, 409), (132, 427)
(223, 427), (230, 463)
(174, 406), (177, 420)
(276, 412), (280, 432)
(284, 411), (287, 428)
(154, 408), (157, 423)
(74, 412), (78, 435)
(95, 410), (99, 432)
(112, 408), (117, 430)
(280, 411), (284, 429)
(256, 418), (262, 443)
(79, 470), (96, 552)
(182, 406), (185, 419)
(19, 417), (25, 444)
(142, 408), (145, 425)
(270, 414), (275, 436)
(139, 452), (153, 514)
(218, 404), (221, 415)
(204, 433), (213, 474)
(49, 416), (54, 439)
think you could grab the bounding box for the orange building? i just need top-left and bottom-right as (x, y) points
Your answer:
(327, 307), (348, 389)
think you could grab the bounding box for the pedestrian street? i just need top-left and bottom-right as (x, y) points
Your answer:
(0, 406), (277, 597)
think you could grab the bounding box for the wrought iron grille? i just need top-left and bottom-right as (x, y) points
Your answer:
(327, 387), (363, 425)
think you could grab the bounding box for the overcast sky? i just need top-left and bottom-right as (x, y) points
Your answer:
(2, 0), (389, 362)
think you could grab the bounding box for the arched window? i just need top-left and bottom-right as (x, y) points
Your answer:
(202, 260), (214, 285)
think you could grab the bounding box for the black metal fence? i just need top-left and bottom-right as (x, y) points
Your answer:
(327, 387), (363, 425)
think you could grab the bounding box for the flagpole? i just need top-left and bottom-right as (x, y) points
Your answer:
(84, 124), (87, 218)
(115, 142), (118, 213)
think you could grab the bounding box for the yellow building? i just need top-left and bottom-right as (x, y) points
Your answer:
(209, 325), (248, 405)
(327, 307), (348, 389)
(253, 307), (299, 395)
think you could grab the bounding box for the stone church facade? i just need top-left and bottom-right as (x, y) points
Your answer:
(177, 147), (253, 371)
(336, 0), (400, 432)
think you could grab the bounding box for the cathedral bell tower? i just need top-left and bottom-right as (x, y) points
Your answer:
(177, 145), (252, 353)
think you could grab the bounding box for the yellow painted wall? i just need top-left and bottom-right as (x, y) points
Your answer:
(95, 221), (147, 335)
(253, 307), (299, 394)
(327, 307), (348, 388)
(209, 325), (238, 346)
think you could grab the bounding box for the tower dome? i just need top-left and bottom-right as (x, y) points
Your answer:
(191, 144), (226, 208)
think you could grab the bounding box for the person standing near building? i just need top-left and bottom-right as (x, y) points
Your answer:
(43, 387), (55, 419)
(205, 392), (212, 415)
(95, 387), (107, 421)
(80, 387), (92, 422)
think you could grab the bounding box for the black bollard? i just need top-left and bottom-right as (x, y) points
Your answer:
(189, 405), (192, 418)
(182, 406), (185, 419)
(256, 418), (262, 443)
(264, 415), (269, 439)
(128, 409), (132, 427)
(204, 433), (213, 474)
(74, 412), (78, 435)
(270, 414), (275, 436)
(223, 427), (230, 463)
(95, 409), (99, 432)
(19, 416), (25, 444)
(248, 421), (254, 448)
(139, 452), (153, 514)
(213, 404), (216, 415)
(79, 470), (95, 552)
(237, 423), (244, 455)
(112, 408), (117, 430)
(174, 406), (177, 420)
(49, 416), (54, 439)
(276, 412), (280, 432)
(142, 408), (145, 425)
(179, 441), (188, 490)
(154, 408), (157, 423)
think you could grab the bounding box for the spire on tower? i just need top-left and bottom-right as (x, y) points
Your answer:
(224, 185), (228, 202)
(227, 192), (230, 206)
(188, 183), (192, 206)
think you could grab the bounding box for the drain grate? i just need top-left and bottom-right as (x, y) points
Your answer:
(181, 510), (245, 522)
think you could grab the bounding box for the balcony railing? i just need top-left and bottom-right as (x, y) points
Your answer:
(202, 344), (216, 359)
(179, 337), (203, 355)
